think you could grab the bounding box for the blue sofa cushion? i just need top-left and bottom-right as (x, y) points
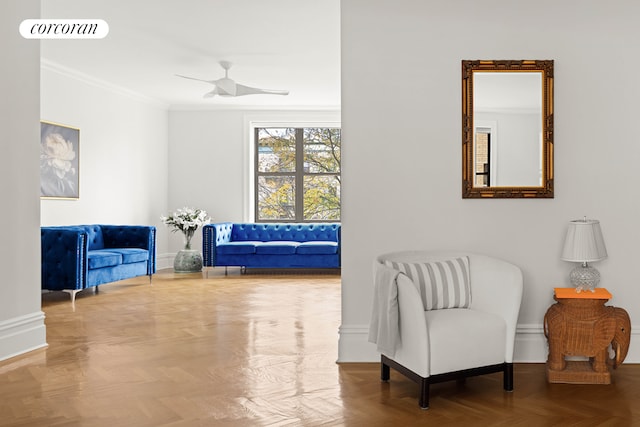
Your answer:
(108, 248), (149, 264)
(255, 241), (299, 255)
(296, 241), (339, 255)
(88, 250), (122, 269)
(217, 242), (259, 255)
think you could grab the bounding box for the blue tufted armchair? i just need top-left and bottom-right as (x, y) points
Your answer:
(41, 225), (156, 302)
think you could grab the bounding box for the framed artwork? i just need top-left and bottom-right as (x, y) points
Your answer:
(40, 121), (80, 199)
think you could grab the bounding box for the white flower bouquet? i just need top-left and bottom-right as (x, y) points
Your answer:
(161, 207), (210, 249)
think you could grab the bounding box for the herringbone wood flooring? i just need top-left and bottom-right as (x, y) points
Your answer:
(1, 269), (639, 426)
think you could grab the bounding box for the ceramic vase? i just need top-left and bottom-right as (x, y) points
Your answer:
(173, 230), (203, 273)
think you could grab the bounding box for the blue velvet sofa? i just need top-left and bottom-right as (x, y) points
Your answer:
(41, 225), (156, 302)
(202, 223), (340, 272)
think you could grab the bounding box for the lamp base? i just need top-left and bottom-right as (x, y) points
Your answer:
(569, 263), (600, 293)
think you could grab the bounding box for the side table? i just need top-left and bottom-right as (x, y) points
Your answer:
(543, 288), (631, 384)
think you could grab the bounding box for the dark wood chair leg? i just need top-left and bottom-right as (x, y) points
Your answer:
(419, 377), (430, 409)
(503, 362), (514, 391)
(381, 357), (390, 382)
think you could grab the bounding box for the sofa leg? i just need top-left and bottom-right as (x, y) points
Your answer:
(62, 289), (81, 304)
(148, 274), (153, 284)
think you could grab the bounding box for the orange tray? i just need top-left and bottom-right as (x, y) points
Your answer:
(554, 287), (611, 299)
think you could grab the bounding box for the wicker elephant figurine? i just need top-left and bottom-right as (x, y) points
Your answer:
(544, 301), (631, 373)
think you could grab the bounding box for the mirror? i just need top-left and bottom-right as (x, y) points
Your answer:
(462, 60), (554, 198)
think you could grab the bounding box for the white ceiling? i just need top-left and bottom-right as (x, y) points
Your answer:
(41, 0), (341, 109)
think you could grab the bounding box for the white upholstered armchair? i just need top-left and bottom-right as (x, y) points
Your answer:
(369, 251), (523, 409)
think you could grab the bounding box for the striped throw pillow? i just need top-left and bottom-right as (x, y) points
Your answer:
(384, 257), (471, 311)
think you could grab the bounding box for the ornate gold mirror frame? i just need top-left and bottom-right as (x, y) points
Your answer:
(462, 60), (554, 198)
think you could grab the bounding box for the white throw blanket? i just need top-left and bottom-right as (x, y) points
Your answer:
(368, 262), (402, 357)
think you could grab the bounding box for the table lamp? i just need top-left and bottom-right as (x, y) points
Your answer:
(560, 217), (608, 293)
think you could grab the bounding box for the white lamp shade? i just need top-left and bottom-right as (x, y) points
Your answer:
(561, 219), (608, 263)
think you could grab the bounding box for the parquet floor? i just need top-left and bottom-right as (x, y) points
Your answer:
(1, 270), (640, 426)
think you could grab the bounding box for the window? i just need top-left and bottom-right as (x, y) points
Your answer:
(474, 128), (491, 187)
(255, 127), (341, 222)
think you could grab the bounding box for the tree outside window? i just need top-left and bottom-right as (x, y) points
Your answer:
(255, 127), (341, 222)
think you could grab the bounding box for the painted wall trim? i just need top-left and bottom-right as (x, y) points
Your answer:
(242, 111), (341, 222)
(156, 253), (174, 271)
(0, 312), (48, 363)
(337, 322), (640, 364)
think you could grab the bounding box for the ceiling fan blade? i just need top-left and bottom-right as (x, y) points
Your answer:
(178, 62), (289, 99)
(234, 83), (289, 97)
(175, 74), (216, 84)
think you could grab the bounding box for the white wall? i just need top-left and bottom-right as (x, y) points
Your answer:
(339, 0), (640, 362)
(0, 0), (47, 362)
(40, 63), (170, 262)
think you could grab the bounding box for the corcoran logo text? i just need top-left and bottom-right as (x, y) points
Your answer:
(20, 19), (109, 39)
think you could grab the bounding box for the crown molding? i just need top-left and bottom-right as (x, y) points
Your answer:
(168, 103), (341, 112)
(41, 58), (169, 109)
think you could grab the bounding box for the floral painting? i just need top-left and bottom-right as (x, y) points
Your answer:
(40, 121), (79, 199)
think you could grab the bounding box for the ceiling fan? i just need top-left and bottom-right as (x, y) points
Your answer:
(176, 61), (289, 98)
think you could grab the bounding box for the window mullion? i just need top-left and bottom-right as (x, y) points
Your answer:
(295, 128), (304, 221)
(254, 127), (260, 221)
